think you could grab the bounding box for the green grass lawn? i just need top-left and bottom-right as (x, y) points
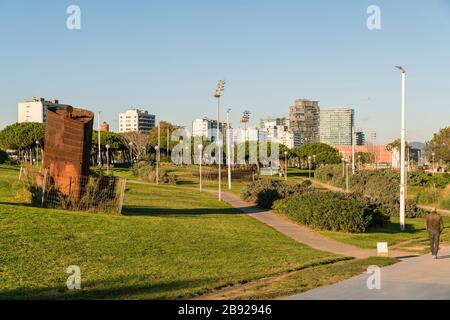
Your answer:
(319, 216), (450, 251)
(1, 165), (349, 300)
(203, 256), (396, 300)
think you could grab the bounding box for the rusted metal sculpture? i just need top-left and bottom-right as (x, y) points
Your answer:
(42, 105), (94, 200)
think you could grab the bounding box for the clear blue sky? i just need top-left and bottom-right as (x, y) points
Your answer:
(1, 0), (449, 143)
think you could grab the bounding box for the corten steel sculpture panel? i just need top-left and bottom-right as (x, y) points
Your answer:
(42, 105), (94, 200)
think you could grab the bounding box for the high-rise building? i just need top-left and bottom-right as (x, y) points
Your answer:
(119, 109), (155, 133)
(18, 97), (66, 123)
(192, 118), (225, 142)
(289, 99), (320, 147)
(355, 128), (365, 146)
(319, 107), (355, 146)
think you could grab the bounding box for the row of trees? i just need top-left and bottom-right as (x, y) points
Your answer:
(426, 126), (450, 167)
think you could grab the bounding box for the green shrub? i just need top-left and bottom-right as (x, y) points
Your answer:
(416, 188), (438, 205)
(132, 161), (177, 185)
(439, 186), (450, 210)
(274, 191), (389, 233)
(409, 172), (450, 188)
(316, 166), (425, 218)
(241, 179), (313, 209)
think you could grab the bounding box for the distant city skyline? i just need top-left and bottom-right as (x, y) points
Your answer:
(1, 0), (449, 143)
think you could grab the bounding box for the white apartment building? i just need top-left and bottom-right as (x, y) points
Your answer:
(260, 117), (294, 149)
(18, 97), (63, 123)
(234, 127), (267, 144)
(119, 109), (155, 133)
(192, 118), (226, 142)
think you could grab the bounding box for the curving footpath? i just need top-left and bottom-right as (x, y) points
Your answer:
(210, 190), (413, 260)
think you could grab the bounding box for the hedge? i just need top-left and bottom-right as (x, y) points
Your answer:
(241, 179), (313, 209)
(274, 191), (389, 233)
(315, 165), (426, 218)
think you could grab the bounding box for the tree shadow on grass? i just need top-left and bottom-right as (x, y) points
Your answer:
(123, 205), (242, 217)
(0, 201), (35, 207)
(368, 222), (424, 235)
(288, 171), (314, 178)
(0, 277), (214, 300)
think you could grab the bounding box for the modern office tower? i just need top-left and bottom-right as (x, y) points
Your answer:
(119, 109), (155, 133)
(18, 97), (66, 123)
(355, 128), (365, 146)
(319, 107), (355, 146)
(192, 117), (225, 142)
(289, 99), (320, 147)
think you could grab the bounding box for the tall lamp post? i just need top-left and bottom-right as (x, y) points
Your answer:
(198, 144), (203, 192)
(308, 156), (312, 179)
(284, 151), (288, 181)
(106, 144), (110, 175)
(155, 145), (159, 185)
(396, 65), (407, 231)
(214, 80), (225, 201)
(351, 126), (356, 175)
(313, 154), (316, 176)
(35, 141), (41, 166)
(341, 157), (345, 177)
(97, 111), (102, 167)
(226, 108), (232, 190)
(432, 152), (436, 175)
(241, 111), (251, 144)
(345, 160), (349, 192)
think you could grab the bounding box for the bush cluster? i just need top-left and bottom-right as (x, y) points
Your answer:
(315, 166), (426, 218)
(273, 191), (389, 233)
(409, 172), (450, 188)
(132, 161), (177, 185)
(241, 179), (313, 209)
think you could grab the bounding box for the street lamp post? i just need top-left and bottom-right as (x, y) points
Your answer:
(35, 141), (40, 166)
(351, 126), (356, 175)
(284, 151), (288, 181)
(345, 161), (350, 192)
(214, 80), (225, 201)
(97, 111), (102, 167)
(342, 157), (345, 177)
(432, 152), (436, 175)
(198, 144), (203, 192)
(396, 65), (407, 231)
(226, 108), (232, 190)
(308, 156), (312, 179)
(106, 144), (110, 175)
(155, 146), (159, 185)
(313, 154), (316, 176)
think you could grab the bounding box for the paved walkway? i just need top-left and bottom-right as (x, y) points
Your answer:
(210, 190), (412, 260)
(289, 246), (450, 300)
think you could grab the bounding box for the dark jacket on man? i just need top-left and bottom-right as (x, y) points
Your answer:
(426, 211), (444, 234)
(426, 211), (444, 257)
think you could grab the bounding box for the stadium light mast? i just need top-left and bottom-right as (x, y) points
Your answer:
(214, 80), (226, 201)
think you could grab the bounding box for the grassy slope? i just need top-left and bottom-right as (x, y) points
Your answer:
(116, 165), (450, 252)
(1, 165), (345, 300)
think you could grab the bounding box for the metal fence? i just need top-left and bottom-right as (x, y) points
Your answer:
(19, 167), (126, 214)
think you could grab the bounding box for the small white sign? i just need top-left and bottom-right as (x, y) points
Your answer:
(377, 242), (389, 256)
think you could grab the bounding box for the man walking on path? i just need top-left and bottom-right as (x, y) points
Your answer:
(426, 208), (444, 259)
